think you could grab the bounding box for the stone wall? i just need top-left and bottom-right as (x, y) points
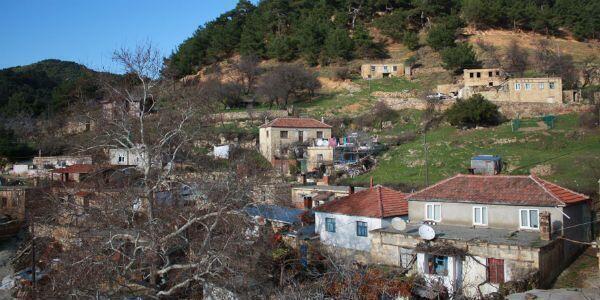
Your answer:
(212, 109), (288, 122)
(378, 96), (592, 118)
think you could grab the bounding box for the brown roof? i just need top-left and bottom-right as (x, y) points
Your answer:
(260, 118), (332, 129)
(314, 186), (408, 218)
(407, 174), (589, 207)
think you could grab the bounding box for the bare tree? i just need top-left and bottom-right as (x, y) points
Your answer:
(503, 40), (528, 76)
(23, 44), (274, 299)
(256, 64), (321, 108)
(233, 54), (262, 95)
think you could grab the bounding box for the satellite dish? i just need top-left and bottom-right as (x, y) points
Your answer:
(391, 218), (407, 231)
(418, 224), (436, 240)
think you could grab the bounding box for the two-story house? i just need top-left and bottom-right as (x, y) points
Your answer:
(314, 185), (408, 253)
(259, 118), (332, 163)
(370, 174), (591, 297)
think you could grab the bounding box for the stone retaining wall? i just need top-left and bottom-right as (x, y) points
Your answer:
(379, 97), (593, 118)
(212, 109), (288, 121)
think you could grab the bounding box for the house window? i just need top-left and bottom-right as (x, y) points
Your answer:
(515, 83), (521, 90)
(539, 83), (544, 89)
(495, 71), (500, 76)
(266, 130), (269, 138)
(393, 65), (398, 71)
(473, 206), (488, 225)
(488, 71), (493, 77)
(425, 203), (441, 222)
(400, 248), (414, 269)
(469, 72), (474, 78)
(325, 217), (336, 232)
(1, 197), (6, 208)
(427, 255), (449, 276)
(476, 72), (481, 78)
(317, 154), (324, 161)
(356, 221), (368, 237)
(525, 83), (532, 90)
(316, 131), (323, 139)
(280, 131), (288, 139)
(487, 258), (505, 284)
(549, 82), (555, 89)
(383, 65), (388, 71)
(370, 65), (376, 72)
(118, 155), (125, 163)
(520, 209), (539, 229)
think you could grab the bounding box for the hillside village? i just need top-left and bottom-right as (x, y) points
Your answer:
(0, 0), (600, 299)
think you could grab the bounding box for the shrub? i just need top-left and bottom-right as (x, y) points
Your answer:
(441, 43), (480, 74)
(333, 67), (352, 81)
(402, 31), (420, 50)
(579, 111), (599, 129)
(426, 25), (456, 51)
(445, 94), (502, 128)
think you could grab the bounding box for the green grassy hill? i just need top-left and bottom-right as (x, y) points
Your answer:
(346, 113), (600, 195)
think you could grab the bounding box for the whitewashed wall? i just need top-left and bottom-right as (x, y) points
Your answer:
(315, 212), (391, 252)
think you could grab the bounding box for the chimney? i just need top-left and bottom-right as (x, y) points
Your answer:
(539, 211), (552, 241)
(264, 116), (268, 125)
(321, 116), (325, 123)
(370, 176), (374, 189)
(349, 185), (355, 194)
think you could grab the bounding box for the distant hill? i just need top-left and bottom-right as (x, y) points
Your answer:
(166, 0), (600, 78)
(0, 59), (115, 118)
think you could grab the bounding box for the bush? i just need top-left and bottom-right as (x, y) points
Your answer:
(441, 43), (480, 74)
(426, 25), (456, 51)
(579, 111), (599, 129)
(445, 94), (502, 128)
(333, 67), (352, 81)
(402, 31), (420, 50)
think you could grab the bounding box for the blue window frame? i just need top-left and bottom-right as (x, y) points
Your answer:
(356, 221), (368, 237)
(325, 218), (336, 232)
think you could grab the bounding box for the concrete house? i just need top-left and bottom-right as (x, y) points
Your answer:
(360, 63), (404, 79)
(109, 146), (148, 169)
(370, 174), (591, 297)
(32, 155), (93, 169)
(314, 186), (408, 252)
(259, 118), (332, 163)
(458, 68), (565, 104)
(464, 68), (505, 87)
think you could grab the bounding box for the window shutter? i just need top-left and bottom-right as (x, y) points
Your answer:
(487, 258), (505, 283)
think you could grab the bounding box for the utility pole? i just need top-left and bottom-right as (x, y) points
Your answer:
(423, 131), (429, 186)
(29, 211), (36, 298)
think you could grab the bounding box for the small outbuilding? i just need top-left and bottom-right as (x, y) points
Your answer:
(470, 155), (502, 175)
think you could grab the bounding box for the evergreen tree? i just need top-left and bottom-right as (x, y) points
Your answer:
(441, 43), (480, 74)
(323, 28), (355, 63)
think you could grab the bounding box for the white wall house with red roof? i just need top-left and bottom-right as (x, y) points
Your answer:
(369, 174), (592, 298)
(313, 186), (408, 252)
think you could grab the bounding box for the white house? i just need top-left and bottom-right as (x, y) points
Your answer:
(109, 146), (148, 169)
(314, 185), (408, 252)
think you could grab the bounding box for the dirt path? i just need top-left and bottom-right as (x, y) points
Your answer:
(553, 247), (600, 289)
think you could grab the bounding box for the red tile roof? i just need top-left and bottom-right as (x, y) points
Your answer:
(314, 186), (408, 218)
(260, 118), (332, 129)
(407, 174), (589, 207)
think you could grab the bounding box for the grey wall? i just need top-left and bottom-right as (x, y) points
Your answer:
(408, 200), (565, 231)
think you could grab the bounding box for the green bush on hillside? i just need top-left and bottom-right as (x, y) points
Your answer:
(441, 43), (480, 74)
(445, 94), (502, 128)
